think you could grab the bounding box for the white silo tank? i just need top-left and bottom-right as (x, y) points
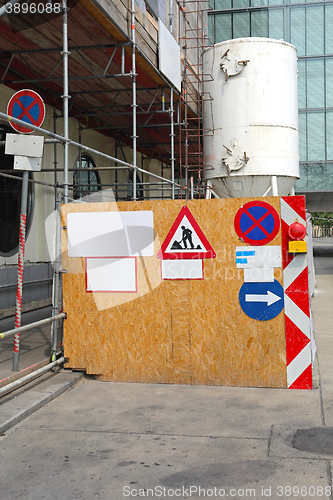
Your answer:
(203, 38), (299, 198)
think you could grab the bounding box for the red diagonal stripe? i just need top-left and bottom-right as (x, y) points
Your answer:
(243, 209), (270, 237)
(285, 315), (311, 365)
(285, 267), (310, 317)
(16, 98), (38, 125)
(281, 195), (306, 222)
(289, 363), (312, 390)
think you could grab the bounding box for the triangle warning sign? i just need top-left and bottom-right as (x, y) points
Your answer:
(157, 206), (216, 260)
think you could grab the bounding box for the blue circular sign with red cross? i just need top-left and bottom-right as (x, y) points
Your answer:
(234, 200), (280, 246)
(7, 89), (45, 134)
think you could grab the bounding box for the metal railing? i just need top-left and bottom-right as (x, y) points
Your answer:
(0, 356), (65, 398)
(0, 313), (66, 341)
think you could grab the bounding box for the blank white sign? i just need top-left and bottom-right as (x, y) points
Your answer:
(161, 260), (203, 280)
(67, 211), (154, 257)
(158, 19), (181, 92)
(5, 133), (44, 157)
(244, 268), (274, 283)
(86, 258), (137, 292)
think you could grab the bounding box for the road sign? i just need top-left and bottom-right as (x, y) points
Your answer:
(234, 200), (280, 246)
(7, 89), (45, 134)
(235, 246), (282, 269)
(157, 205), (215, 260)
(239, 279), (284, 321)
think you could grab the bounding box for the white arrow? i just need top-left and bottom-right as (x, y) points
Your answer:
(245, 291), (282, 307)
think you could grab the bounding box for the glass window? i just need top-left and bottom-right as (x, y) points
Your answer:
(268, 9), (283, 40)
(233, 0), (250, 8)
(251, 10), (269, 37)
(326, 163), (333, 190)
(214, 0), (231, 8)
(214, 13), (232, 42)
(307, 163), (327, 192)
(207, 14), (214, 45)
(299, 113), (307, 162)
(0, 125), (34, 257)
(297, 59), (306, 109)
(327, 60), (333, 108)
(291, 7), (305, 56)
(326, 113), (333, 161)
(307, 59), (324, 109)
(307, 112), (325, 161)
(73, 154), (101, 199)
(295, 163), (308, 191)
(325, 5), (333, 54)
(233, 11), (250, 38)
(251, 0), (268, 7)
(306, 6), (324, 56)
(298, 113), (307, 161)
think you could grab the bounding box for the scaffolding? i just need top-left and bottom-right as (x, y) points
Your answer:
(178, 0), (213, 199)
(0, 0), (212, 378)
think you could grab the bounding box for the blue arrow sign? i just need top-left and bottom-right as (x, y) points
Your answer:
(239, 280), (284, 321)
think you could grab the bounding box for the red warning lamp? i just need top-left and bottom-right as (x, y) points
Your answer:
(288, 220), (307, 241)
(288, 219), (307, 253)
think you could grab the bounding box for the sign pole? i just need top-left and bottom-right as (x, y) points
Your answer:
(12, 170), (29, 372)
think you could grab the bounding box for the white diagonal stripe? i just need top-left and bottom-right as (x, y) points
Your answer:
(284, 295), (311, 339)
(283, 253), (308, 290)
(287, 342), (311, 388)
(280, 198), (306, 227)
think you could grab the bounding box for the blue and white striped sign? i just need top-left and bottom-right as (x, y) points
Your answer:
(236, 246), (281, 269)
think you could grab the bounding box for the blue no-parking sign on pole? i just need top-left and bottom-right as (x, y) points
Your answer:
(239, 279), (284, 321)
(7, 89), (45, 134)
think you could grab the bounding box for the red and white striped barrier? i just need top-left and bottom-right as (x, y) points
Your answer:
(280, 196), (312, 389)
(13, 213), (26, 357)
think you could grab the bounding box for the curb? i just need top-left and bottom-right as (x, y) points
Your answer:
(0, 371), (83, 435)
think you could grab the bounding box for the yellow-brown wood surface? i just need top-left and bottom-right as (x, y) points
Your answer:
(61, 197), (287, 387)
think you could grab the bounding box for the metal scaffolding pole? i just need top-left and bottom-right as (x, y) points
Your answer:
(51, 193), (62, 360)
(0, 112), (132, 168)
(131, 0), (137, 201)
(62, 0), (70, 204)
(170, 87), (175, 200)
(53, 102), (58, 210)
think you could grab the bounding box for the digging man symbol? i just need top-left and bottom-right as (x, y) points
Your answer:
(181, 226), (195, 249)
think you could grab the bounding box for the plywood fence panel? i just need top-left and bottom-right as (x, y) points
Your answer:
(61, 197), (287, 388)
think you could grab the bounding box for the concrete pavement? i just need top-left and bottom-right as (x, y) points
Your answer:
(0, 306), (83, 435)
(0, 306), (56, 381)
(0, 238), (333, 500)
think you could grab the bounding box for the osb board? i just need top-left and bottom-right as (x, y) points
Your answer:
(61, 197), (287, 388)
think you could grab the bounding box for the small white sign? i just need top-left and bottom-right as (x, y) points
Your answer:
(161, 260), (203, 280)
(6, 134), (44, 157)
(244, 268), (274, 283)
(236, 246), (282, 269)
(86, 257), (137, 293)
(14, 156), (41, 171)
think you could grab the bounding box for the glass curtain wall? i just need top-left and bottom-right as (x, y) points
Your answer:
(208, 1), (333, 193)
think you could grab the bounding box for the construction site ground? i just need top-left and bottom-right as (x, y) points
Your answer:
(0, 238), (333, 500)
